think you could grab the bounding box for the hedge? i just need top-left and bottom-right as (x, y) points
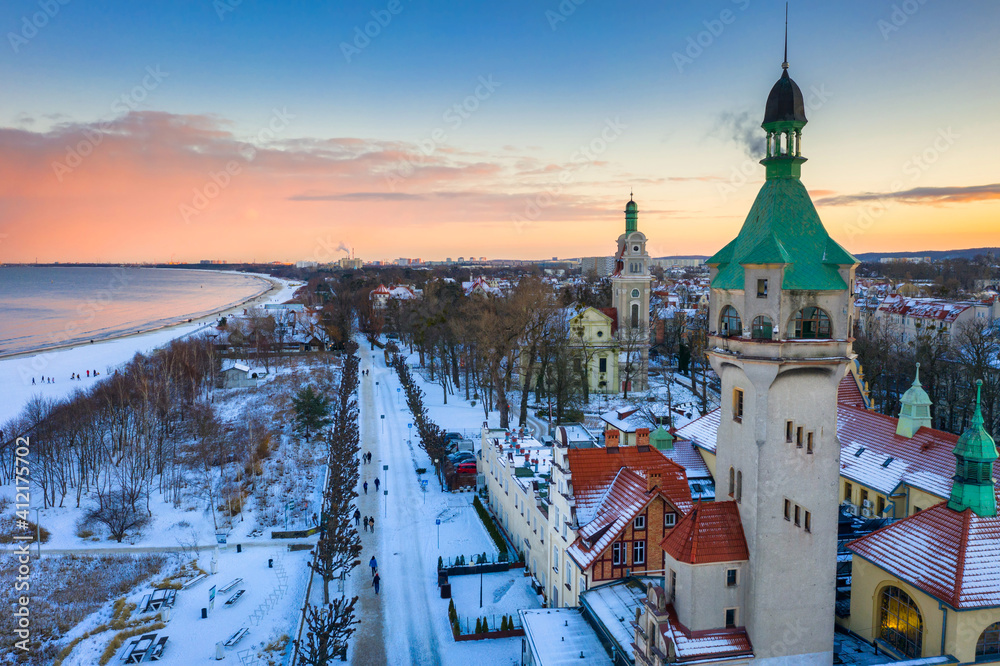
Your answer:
(472, 496), (508, 556)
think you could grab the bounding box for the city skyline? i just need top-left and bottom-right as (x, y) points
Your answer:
(1, 0), (999, 263)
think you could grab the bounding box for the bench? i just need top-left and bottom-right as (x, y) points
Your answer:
(119, 638), (139, 662)
(182, 574), (208, 589)
(148, 635), (168, 661)
(224, 589), (246, 606)
(224, 627), (250, 647)
(139, 594), (152, 613)
(123, 633), (156, 663)
(219, 577), (243, 593)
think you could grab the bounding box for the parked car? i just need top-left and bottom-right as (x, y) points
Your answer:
(448, 452), (475, 464)
(455, 462), (478, 474)
(444, 432), (464, 442)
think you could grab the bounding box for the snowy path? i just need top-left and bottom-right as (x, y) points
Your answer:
(361, 348), (442, 665)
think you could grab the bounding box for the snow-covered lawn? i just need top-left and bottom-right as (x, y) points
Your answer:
(448, 570), (542, 632)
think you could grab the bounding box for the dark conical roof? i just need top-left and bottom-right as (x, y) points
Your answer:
(763, 69), (807, 125)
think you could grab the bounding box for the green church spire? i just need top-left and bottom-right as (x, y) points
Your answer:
(625, 193), (638, 234)
(947, 380), (998, 517)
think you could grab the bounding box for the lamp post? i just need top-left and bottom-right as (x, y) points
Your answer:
(380, 414), (385, 433)
(396, 387), (400, 405)
(376, 381), (380, 396)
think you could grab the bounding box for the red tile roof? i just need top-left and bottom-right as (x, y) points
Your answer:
(877, 295), (976, 322)
(838, 405), (958, 499)
(847, 489), (1000, 609)
(568, 446), (692, 522)
(567, 469), (662, 569)
(639, 596), (754, 663)
(838, 370), (868, 409)
(661, 501), (749, 564)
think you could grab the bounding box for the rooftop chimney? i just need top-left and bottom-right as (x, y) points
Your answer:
(648, 472), (662, 493)
(636, 428), (651, 447)
(605, 429), (620, 448)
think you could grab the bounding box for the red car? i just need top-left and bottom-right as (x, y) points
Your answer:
(455, 462), (478, 474)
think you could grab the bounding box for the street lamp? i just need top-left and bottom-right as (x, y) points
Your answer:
(380, 414), (385, 433)
(376, 381), (380, 396)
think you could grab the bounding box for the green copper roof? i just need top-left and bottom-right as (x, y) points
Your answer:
(707, 177), (857, 291)
(625, 197), (638, 234)
(953, 383), (998, 464)
(651, 426), (673, 450)
(947, 381), (998, 517)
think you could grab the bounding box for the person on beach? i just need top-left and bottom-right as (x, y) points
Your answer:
(369, 555), (377, 577)
(363, 481), (368, 494)
(372, 572), (381, 594)
(354, 509), (361, 526)
(374, 477), (380, 492)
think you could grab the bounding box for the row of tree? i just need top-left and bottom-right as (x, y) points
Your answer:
(297, 342), (362, 664)
(391, 353), (449, 476)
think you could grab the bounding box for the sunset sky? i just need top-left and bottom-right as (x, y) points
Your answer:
(1, 0), (998, 264)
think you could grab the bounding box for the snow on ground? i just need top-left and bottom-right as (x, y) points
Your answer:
(448, 570), (543, 632)
(60, 546), (310, 666)
(0, 275), (302, 425)
(339, 342), (521, 665)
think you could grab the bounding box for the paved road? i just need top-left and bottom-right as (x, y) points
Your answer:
(351, 346), (442, 665)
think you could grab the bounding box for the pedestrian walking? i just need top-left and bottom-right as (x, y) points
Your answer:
(374, 477), (380, 492)
(363, 481), (368, 494)
(368, 517), (375, 533)
(367, 452), (372, 464)
(369, 555), (377, 577)
(363, 516), (369, 532)
(372, 572), (381, 594)
(354, 508), (361, 526)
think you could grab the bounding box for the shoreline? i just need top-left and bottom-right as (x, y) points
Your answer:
(0, 271), (291, 362)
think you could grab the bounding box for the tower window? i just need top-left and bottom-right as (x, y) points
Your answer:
(733, 388), (744, 422)
(796, 427), (803, 448)
(751, 315), (773, 339)
(757, 279), (768, 298)
(599, 357), (607, 373)
(725, 608), (738, 628)
(630, 288), (640, 298)
(791, 307), (832, 339)
(720, 306), (742, 337)
(631, 303), (639, 328)
(804, 511), (812, 532)
(784, 499), (791, 521)
(785, 421), (794, 443)
(794, 505), (801, 526)
(736, 471), (742, 503)
(728, 467), (735, 497)
(806, 432), (814, 454)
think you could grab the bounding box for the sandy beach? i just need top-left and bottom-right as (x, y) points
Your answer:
(0, 273), (302, 425)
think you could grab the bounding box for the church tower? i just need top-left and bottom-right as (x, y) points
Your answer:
(704, 44), (858, 664)
(611, 195), (651, 392)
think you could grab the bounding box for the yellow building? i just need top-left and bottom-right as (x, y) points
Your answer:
(845, 384), (1000, 663)
(566, 305), (620, 395)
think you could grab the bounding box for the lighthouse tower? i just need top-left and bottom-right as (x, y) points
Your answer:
(704, 45), (858, 664)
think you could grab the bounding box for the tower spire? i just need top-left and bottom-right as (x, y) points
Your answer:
(948, 379), (998, 517)
(782, 3), (789, 69)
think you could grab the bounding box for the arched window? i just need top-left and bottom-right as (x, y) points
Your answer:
(631, 303), (640, 328)
(736, 471), (742, 503)
(751, 315), (773, 340)
(791, 307), (832, 339)
(720, 306), (742, 337)
(879, 586), (923, 658)
(728, 467), (735, 497)
(978, 622), (1000, 661)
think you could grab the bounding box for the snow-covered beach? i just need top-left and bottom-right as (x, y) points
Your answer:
(0, 273), (301, 425)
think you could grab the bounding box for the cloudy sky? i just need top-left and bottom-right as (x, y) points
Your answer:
(1, 0), (998, 263)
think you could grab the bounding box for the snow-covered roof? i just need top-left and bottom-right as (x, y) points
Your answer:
(221, 360), (251, 373)
(580, 578), (656, 662)
(848, 488), (1000, 609)
(519, 608), (612, 665)
(877, 295), (980, 322)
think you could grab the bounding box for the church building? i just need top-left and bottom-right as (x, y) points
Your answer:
(610, 196), (652, 393)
